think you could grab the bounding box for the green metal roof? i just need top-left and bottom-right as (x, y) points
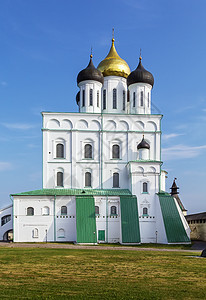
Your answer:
(11, 188), (132, 197)
(158, 192), (190, 243)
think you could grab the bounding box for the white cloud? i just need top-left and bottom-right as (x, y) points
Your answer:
(162, 133), (184, 141)
(162, 144), (206, 160)
(2, 123), (36, 130)
(0, 162), (12, 171)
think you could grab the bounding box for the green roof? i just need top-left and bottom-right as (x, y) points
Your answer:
(158, 192), (190, 243)
(11, 188), (132, 197)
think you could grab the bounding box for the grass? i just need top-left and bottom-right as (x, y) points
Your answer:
(0, 247), (205, 299)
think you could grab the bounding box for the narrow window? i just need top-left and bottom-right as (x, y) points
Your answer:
(143, 182), (148, 193)
(33, 228), (38, 238)
(113, 172), (119, 188)
(140, 91), (144, 106)
(27, 207), (34, 216)
(89, 89), (93, 106)
(133, 92), (136, 107)
(1, 215), (11, 226)
(57, 171), (63, 187)
(113, 88), (117, 109)
(85, 172), (91, 187)
(97, 91), (99, 107)
(148, 92), (150, 107)
(84, 144), (92, 159)
(103, 89), (106, 109)
(61, 206), (67, 215)
(56, 143), (64, 158)
(111, 206), (117, 215)
(82, 90), (85, 107)
(143, 207), (148, 215)
(42, 206), (49, 216)
(123, 90), (125, 111)
(112, 144), (120, 159)
(95, 206), (99, 215)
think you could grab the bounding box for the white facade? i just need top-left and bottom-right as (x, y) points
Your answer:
(11, 38), (190, 244)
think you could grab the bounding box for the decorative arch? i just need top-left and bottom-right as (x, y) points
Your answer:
(106, 120), (116, 130)
(47, 119), (60, 129)
(76, 119), (88, 129)
(146, 121), (157, 131)
(135, 121), (145, 131)
(119, 120), (129, 131)
(90, 120), (101, 130)
(136, 166), (144, 173)
(61, 119), (73, 129)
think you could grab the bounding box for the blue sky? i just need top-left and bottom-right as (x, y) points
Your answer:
(0, 0), (205, 213)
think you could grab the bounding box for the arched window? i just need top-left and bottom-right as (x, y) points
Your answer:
(97, 91), (99, 107)
(113, 172), (119, 188)
(84, 144), (92, 159)
(27, 207), (34, 216)
(33, 228), (38, 238)
(143, 207), (148, 215)
(56, 143), (64, 158)
(89, 89), (93, 106)
(82, 90), (85, 107)
(95, 206), (99, 215)
(148, 92), (150, 107)
(133, 92), (136, 107)
(58, 228), (65, 238)
(113, 88), (117, 109)
(42, 206), (50, 216)
(85, 172), (91, 187)
(61, 206), (67, 215)
(1, 215), (11, 226)
(123, 90), (126, 111)
(103, 89), (106, 109)
(112, 144), (120, 159)
(57, 171), (63, 187)
(111, 206), (117, 215)
(143, 182), (148, 193)
(140, 91), (144, 106)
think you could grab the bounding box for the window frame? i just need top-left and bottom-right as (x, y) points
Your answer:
(143, 207), (148, 216)
(97, 90), (99, 107)
(89, 88), (93, 106)
(133, 92), (136, 107)
(27, 207), (34, 216)
(113, 88), (117, 109)
(56, 143), (64, 158)
(111, 205), (117, 216)
(140, 91), (144, 106)
(61, 206), (67, 215)
(85, 171), (92, 187)
(143, 182), (148, 193)
(103, 89), (106, 110)
(1, 215), (11, 226)
(113, 172), (120, 188)
(82, 89), (85, 107)
(95, 206), (100, 216)
(84, 143), (93, 159)
(112, 144), (120, 159)
(123, 90), (126, 111)
(57, 171), (64, 187)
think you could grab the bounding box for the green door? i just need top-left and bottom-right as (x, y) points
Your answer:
(98, 230), (105, 241)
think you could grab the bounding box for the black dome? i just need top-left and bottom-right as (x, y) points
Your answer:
(127, 57), (154, 87)
(77, 55), (104, 85)
(137, 136), (150, 150)
(76, 91), (80, 105)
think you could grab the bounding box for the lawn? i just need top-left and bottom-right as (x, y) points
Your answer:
(0, 247), (205, 299)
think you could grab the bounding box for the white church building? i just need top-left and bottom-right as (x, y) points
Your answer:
(4, 37), (190, 244)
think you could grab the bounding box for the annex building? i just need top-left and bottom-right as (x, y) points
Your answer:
(6, 37), (190, 244)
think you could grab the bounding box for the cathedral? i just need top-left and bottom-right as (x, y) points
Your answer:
(7, 37), (190, 244)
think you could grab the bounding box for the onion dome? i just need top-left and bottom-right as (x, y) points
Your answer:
(76, 91), (80, 105)
(97, 38), (130, 78)
(77, 54), (104, 85)
(137, 135), (150, 150)
(127, 56), (154, 87)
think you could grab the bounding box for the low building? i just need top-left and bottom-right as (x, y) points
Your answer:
(186, 212), (206, 241)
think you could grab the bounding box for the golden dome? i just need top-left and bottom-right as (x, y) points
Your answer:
(97, 38), (130, 78)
